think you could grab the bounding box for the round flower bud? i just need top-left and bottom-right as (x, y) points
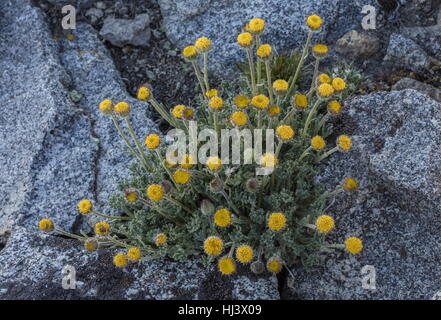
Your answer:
(195, 37), (212, 52)
(250, 260), (265, 274)
(214, 208), (231, 228)
(209, 96), (224, 111)
(172, 104), (185, 119)
(206, 156), (222, 172)
(230, 111), (248, 127)
(306, 14), (323, 30)
(94, 221), (110, 236)
(260, 153), (278, 167)
(337, 135), (352, 151)
(235, 245), (254, 264)
(113, 253), (128, 267)
(155, 233), (167, 246)
(200, 199), (215, 215)
(267, 105), (281, 117)
(182, 45), (197, 60)
(218, 256), (236, 275)
(180, 154), (195, 169)
(137, 86), (151, 101)
(146, 184), (164, 202)
(256, 44), (272, 59)
(209, 177), (224, 193)
(234, 95), (249, 108)
(342, 177), (358, 192)
(145, 133), (161, 150)
(246, 178), (259, 192)
(84, 239), (98, 252)
(345, 237), (363, 254)
(312, 44), (328, 59)
(77, 199), (93, 215)
(205, 89), (218, 98)
(317, 83), (334, 98)
(114, 101), (130, 117)
(311, 136), (326, 150)
(267, 212), (287, 231)
(293, 94), (308, 110)
(127, 247), (141, 261)
(204, 236), (223, 256)
(99, 99), (113, 115)
(272, 79), (289, 94)
(251, 94), (270, 110)
(317, 73), (331, 84)
(327, 100), (341, 115)
(124, 188), (138, 203)
(237, 32), (253, 48)
(315, 215), (335, 233)
(332, 77), (346, 92)
(267, 256), (282, 273)
(38, 218), (54, 232)
(248, 18), (265, 34)
(276, 125), (295, 141)
(173, 169), (191, 185)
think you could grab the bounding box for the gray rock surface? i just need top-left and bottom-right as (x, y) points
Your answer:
(0, 227), (279, 300)
(335, 30), (380, 59)
(288, 89), (441, 299)
(392, 77), (441, 103)
(158, 0), (376, 73)
(99, 14), (151, 48)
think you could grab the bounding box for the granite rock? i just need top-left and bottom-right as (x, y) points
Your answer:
(99, 14), (151, 48)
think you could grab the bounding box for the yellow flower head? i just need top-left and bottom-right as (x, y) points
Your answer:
(214, 208), (231, 227)
(113, 253), (128, 267)
(316, 215), (335, 233)
(248, 18), (265, 34)
(66, 33), (74, 41)
(127, 247), (141, 261)
(235, 245), (254, 264)
(182, 107), (194, 120)
(317, 83), (334, 98)
(209, 96), (224, 111)
(276, 125), (295, 141)
(155, 233), (167, 246)
(293, 93), (308, 110)
(256, 44), (272, 59)
(251, 94), (270, 110)
(306, 14), (323, 30)
(94, 221), (110, 236)
(206, 156), (222, 172)
(137, 86), (151, 101)
(204, 236), (223, 256)
(195, 37), (212, 52)
(38, 218), (54, 232)
(173, 169), (191, 185)
(311, 135), (326, 150)
(313, 44), (329, 58)
(318, 73), (331, 84)
(146, 184), (164, 202)
(230, 111), (248, 127)
(182, 45), (197, 60)
(205, 89), (218, 98)
(145, 133), (160, 150)
(337, 135), (352, 151)
(237, 32), (253, 48)
(267, 256), (282, 273)
(343, 177), (358, 192)
(272, 79), (289, 94)
(99, 99), (113, 115)
(180, 154), (195, 169)
(114, 101), (130, 117)
(218, 256), (236, 275)
(332, 77), (346, 91)
(267, 212), (287, 231)
(267, 105), (281, 117)
(124, 189), (138, 202)
(172, 105), (185, 119)
(234, 95), (250, 108)
(77, 199), (92, 214)
(327, 100), (342, 115)
(345, 237), (363, 254)
(84, 239), (98, 252)
(260, 153), (278, 167)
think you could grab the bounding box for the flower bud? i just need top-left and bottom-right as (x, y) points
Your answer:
(250, 260), (265, 274)
(209, 178), (224, 193)
(201, 199), (215, 215)
(246, 178), (259, 192)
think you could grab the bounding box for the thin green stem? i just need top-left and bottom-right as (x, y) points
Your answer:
(54, 229), (85, 241)
(150, 98), (177, 128)
(124, 117), (152, 171)
(297, 146), (312, 162)
(92, 211), (132, 221)
(308, 58), (320, 97)
(256, 35), (262, 93)
(315, 113), (329, 135)
(316, 146), (339, 162)
(302, 99), (322, 138)
(221, 190), (243, 216)
(203, 52), (210, 91)
(165, 195), (192, 214)
(246, 48), (257, 95)
(265, 60), (274, 105)
(152, 205), (184, 225)
(111, 115), (143, 164)
(192, 60), (207, 97)
(155, 150), (180, 190)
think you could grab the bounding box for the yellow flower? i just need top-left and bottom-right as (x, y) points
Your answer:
(293, 94), (308, 110)
(94, 221), (110, 236)
(165, 159), (178, 168)
(337, 135), (352, 151)
(318, 73), (331, 84)
(311, 136), (326, 150)
(214, 208), (231, 227)
(267, 256), (282, 273)
(180, 154), (195, 169)
(342, 177), (358, 192)
(84, 239), (98, 252)
(260, 153), (278, 167)
(237, 32), (253, 47)
(99, 99), (113, 115)
(235, 245), (254, 264)
(124, 189), (138, 202)
(267, 105), (281, 117)
(206, 156), (222, 172)
(205, 89), (218, 98)
(155, 233), (167, 246)
(332, 77), (346, 91)
(137, 86), (151, 101)
(267, 212), (287, 231)
(182, 45), (197, 60)
(256, 44), (272, 59)
(146, 184), (164, 202)
(234, 95), (250, 108)
(66, 33), (74, 41)
(195, 37), (212, 52)
(251, 94), (269, 110)
(173, 169), (191, 184)
(272, 79), (289, 94)
(145, 133), (160, 150)
(345, 237), (363, 254)
(172, 105), (185, 119)
(307, 14), (323, 30)
(248, 18), (265, 34)
(114, 101), (130, 117)
(276, 125), (295, 141)
(77, 199), (92, 214)
(218, 256), (236, 275)
(312, 44), (328, 58)
(327, 100), (341, 115)
(38, 218), (54, 232)
(316, 215), (335, 233)
(127, 247), (141, 261)
(230, 111), (248, 127)
(113, 253), (128, 267)
(209, 96), (224, 111)
(182, 107), (194, 120)
(317, 83), (334, 98)
(204, 236), (223, 256)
